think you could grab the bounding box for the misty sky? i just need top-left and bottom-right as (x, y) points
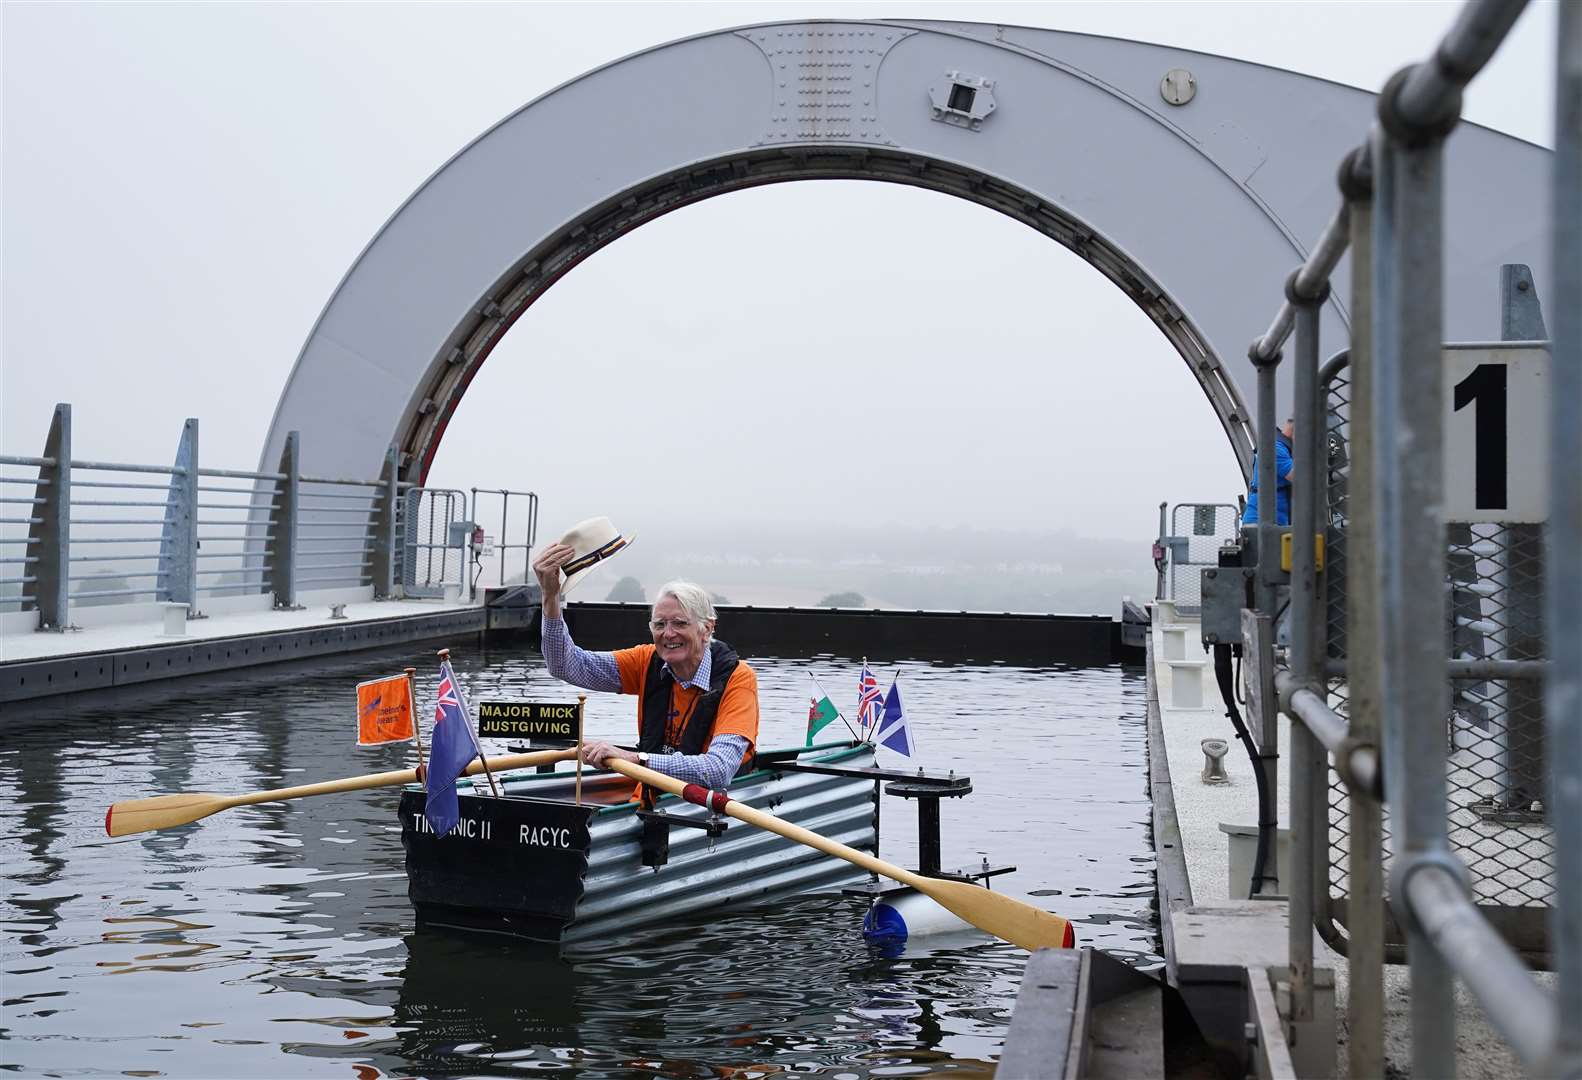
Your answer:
(1, 2), (1558, 552)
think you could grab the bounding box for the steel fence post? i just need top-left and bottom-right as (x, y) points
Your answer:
(1248, 349), (1283, 892)
(498, 492), (510, 590)
(1340, 142), (1386, 1080)
(1374, 84), (1457, 1080)
(267, 431), (301, 610)
(1493, 265), (1550, 815)
(370, 445), (399, 600)
(159, 418), (199, 612)
(1547, 1), (1582, 1072)
(1286, 273), (1328, 1023)
(29, 403), (71, 631)
(1155, 501), (1168, 600)
(525, 492), (538, 587)
(1251, 350), (1281, 616)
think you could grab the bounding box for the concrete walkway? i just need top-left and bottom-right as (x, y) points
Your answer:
(1, 592), (477, 663)
(1, 590), (485, 717)
(1149, 602), (1547, 1079)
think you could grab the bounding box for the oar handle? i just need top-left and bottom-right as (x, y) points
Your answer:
(226, 747), (577, 809)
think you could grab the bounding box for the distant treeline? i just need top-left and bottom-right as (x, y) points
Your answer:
(526, 522), (1151, 616)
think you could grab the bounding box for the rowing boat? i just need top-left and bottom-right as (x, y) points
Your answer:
(398, 740), (878, 945)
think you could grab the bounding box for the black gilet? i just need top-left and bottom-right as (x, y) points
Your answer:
(638, 638), (747, 771)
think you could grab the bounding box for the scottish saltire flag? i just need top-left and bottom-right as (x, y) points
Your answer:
(807, 689), (839, 746)
(857, 663), (883, 738)
(874, 676), (916, 758)
(425, 659), (481, 836)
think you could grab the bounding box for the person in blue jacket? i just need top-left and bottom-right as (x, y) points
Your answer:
(1243, 417), (1294, 526)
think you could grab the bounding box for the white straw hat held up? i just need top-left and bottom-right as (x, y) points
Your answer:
(555, 517), (636, 597)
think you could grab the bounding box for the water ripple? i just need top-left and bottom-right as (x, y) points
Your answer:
(0, 643), (1156, 1077)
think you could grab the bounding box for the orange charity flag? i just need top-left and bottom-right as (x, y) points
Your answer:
(355, 673), (416, 746)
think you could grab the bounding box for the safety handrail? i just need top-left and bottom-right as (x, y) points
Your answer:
(1, 408), (440, 624)
(1225, 1), (1576, 1076)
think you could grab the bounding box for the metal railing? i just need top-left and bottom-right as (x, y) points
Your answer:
(1154, 501), (1241, 611)
(1228, 2), (1579, 1075)
(470, 487), (539, 591)
(401, 487), (467, 599)
(1, 407), (421, 628)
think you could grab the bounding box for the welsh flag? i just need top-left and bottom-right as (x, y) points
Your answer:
(806, 693), (839, 745)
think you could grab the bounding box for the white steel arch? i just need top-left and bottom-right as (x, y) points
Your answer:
(261, 19), (1550, 483)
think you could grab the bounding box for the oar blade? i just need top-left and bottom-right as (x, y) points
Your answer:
(917, 876), (1077, 951)
(105, 793), (229, 837)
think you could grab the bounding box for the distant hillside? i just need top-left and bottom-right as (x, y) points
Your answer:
(512, 522), (1153, 616)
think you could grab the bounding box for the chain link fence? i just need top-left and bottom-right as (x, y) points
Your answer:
(1321, 362), (1552, 954)
(1159, 502), (1241, 611)
(402, 487), (467, 598)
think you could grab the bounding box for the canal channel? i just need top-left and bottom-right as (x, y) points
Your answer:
(1, 640), (1154, 1078)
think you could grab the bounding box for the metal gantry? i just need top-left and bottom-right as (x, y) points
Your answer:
(1231, 1), (1579, 1075)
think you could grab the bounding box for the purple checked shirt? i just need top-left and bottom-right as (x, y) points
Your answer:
(540, 614), (749, 790)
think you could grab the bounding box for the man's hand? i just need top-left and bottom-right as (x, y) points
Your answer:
(532, 543), (576, 617)
(580, 739), (639, 768)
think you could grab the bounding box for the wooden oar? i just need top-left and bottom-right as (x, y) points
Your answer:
(105, 748), (577, 838)
(606, 758), (1076, 951)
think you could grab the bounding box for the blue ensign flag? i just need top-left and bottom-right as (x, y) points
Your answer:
(424, 659), (480, 836)
(874, 677), (916, 758)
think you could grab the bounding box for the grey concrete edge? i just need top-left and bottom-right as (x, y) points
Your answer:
(1147, 629), (1194, 987)
(0, 608), (487, 712)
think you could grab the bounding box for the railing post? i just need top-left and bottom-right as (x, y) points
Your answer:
(1250, 348), (1282, 616)
(1340, 142), (1386, 1080)
(159, 418), (199, 613)
(525, 491), (538, 587)
(1154, 501), (1168, 600)
(1546, 1), (1582, 1071)
(1496, 265), (1548, 813)
(266, 431), (301, 610)
(29, 403), (71, 631)
(1247, 345), (1282, 894)
(497, 489), (510, 591)
(1373, 84), (1459, 1080)
(1285, 268), (1329, 1024)
(370, 445), (400, 600)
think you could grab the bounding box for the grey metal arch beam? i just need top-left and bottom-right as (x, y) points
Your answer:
(262, 19), (1550, 485)
(404, 149), (1237, 482)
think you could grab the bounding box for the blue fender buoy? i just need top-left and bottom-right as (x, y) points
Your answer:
(862, 888), (974, 943)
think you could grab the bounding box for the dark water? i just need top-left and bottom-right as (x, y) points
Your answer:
(0, 641), (1155, 1079)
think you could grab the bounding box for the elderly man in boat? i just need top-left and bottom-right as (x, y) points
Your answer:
(532, 523), (759, 793)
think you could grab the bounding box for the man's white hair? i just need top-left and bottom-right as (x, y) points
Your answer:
(652, 580), (717, 631)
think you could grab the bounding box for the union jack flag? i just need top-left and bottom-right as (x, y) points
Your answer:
(434, 668), (461, 725)
(857, 663), (883, 738)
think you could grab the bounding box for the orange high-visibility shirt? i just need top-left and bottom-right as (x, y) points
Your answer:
(612, 644), (760, 755)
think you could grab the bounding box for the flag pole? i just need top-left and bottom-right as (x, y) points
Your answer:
(404, 666), (425, 772)
(860, 656), (872, 739)
(575, 694), (585, 807)
(809, 672), (861, 741)
(439, 648), (501, 797)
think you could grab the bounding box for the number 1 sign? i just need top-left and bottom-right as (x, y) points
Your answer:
(1443, 343), (1551, 524)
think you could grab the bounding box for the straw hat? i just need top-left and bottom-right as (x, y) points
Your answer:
(556, 517), (636, 596)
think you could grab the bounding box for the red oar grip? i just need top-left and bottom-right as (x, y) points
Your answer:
(680, 784), (730, 813)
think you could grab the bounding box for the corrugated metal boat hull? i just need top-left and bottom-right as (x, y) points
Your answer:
(400, 743), (878, 945)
